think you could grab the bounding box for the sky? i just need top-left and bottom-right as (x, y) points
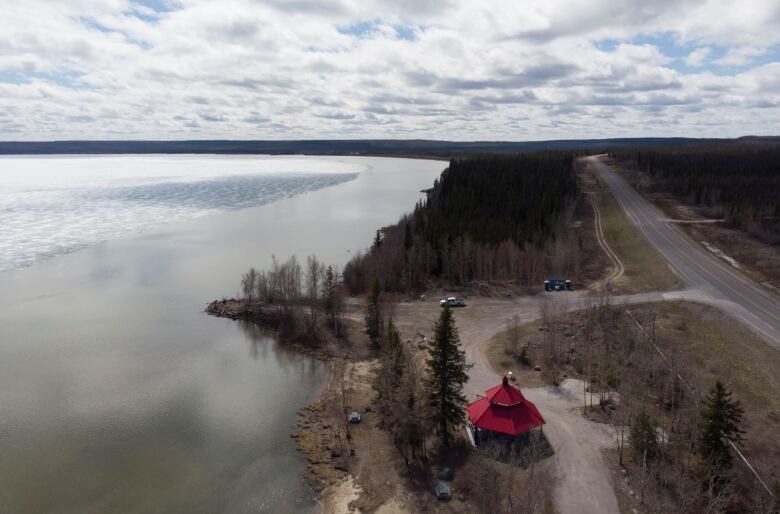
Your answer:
(1, 0), (779, 141)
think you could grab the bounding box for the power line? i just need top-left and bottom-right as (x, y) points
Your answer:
(625, 308), (774, 498)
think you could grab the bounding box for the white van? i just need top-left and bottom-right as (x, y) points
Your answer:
(440, 296), (466, 307)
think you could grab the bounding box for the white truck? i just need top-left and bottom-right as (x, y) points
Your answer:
(440, 296), (466, 307)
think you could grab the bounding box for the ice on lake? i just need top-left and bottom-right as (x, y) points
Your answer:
(0, 155), (362, 272)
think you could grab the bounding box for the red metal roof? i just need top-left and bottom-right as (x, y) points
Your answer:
(467, 377), (545, 436)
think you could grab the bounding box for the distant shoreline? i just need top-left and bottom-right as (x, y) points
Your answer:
(0, 136), (757, 157)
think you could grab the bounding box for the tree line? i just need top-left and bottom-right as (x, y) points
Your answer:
(344, 152), (579, 293)
(610, 143), (780, 244)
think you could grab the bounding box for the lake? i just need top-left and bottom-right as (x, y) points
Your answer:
(0, 155), (445, 513)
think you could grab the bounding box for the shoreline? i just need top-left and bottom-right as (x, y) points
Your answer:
(294, 360), (357, 513)
(206, 298), (368, 511)
(205, 298), (337, 360)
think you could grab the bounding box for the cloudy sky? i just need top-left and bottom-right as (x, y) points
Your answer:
(2, 0), (779, 141)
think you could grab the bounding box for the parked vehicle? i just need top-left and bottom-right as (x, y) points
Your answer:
(435, 482), (452, 501)
(440, 296), (466, 307)
(544, 277), (573, 292)
(348, 411), (362, 424)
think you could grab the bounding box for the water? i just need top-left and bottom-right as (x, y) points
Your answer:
(0, 155), (445, 513)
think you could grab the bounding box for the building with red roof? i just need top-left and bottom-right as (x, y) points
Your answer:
(467, 376), (545, 439)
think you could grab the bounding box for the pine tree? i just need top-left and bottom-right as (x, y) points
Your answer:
(365, 277), (383, 347)
(631, 410), (659, 464)
(426, 305), (469, 448)
(404, 222), (413, 250)
(322, 266), (336, 319)
(372, 230), (383, 251)
(699, 380), (745, 475)
(321, 265), (343, 335)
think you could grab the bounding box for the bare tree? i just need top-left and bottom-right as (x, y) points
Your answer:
(306, 255), (322, 328)
(238, 254), (344, 345)
(525, 442), (556, 514)
(465, 436), (555, 514)
(241, 267), (258, 311)
(397, 345), (429, 465)
(468, 452), (504, 514)
(540, 297), (568, 385)
(506, 314), (522, 360)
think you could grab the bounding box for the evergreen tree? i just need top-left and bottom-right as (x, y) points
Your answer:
(403, 222), (413, 251)
(321, 265), (343, 334)
(631, 410), (659, 464)
(372, 230), (383, 251)
(322, 265), (335, 318)
(364, 277), (383, 347)
(699, 381), (745, 475)
(426, 305), (469, 448)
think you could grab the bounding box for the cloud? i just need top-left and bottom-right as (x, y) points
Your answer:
(685, 47), (711, 67)
(0, 0), (778, 140)
(713, 46), (767, 67)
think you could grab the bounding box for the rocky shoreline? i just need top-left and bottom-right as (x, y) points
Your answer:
(205, 298), (364, 507)
(205, 298), (337, 361)
(291, 362), (351, 494)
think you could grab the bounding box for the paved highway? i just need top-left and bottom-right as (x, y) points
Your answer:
(588, 155), (780, 348)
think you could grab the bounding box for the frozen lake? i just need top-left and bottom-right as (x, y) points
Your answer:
(0, 155), (363, 272)
(0, 155), (445, 513)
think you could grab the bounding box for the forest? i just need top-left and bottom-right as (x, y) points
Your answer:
(610, 143), (780, 244)
(343, 152), (579, 293)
